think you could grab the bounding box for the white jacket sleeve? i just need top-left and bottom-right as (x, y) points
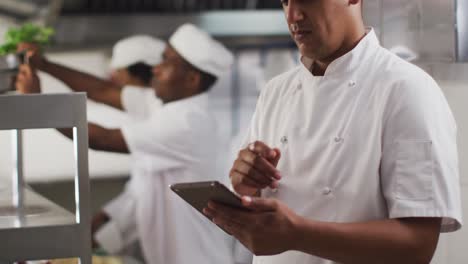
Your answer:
(380, 74), (462, 232)
(96, 184), (138, 254)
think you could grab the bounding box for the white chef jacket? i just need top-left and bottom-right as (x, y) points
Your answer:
(120, 85), (163, 120)
(99, 87), (234, 264)
(242, 29), (462, 264)
(96, 86), (163, 253)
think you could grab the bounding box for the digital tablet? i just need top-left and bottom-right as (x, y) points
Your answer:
(170, 181), (250, 223)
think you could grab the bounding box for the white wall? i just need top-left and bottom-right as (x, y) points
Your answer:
(427, 63), (468, 264)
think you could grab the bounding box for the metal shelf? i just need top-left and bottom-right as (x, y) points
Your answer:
(0, 188), (82, 262)
(0, 187), (75, 229)
(0, 93), (91, 264)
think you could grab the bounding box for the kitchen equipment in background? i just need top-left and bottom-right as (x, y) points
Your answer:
(52, 10), (292, 49)
(389, 45), (419, 62)
(0, 68), (17, 94)
(456, 0), (468, 61)
(0, 0), (63, 25)
(0, 53), (24, 94)
(363, 0), (466, 62)
(0, 0), (465, 63)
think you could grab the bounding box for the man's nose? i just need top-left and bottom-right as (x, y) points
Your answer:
(286, 1), (305, 24)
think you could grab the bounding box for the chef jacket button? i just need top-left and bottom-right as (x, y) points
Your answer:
(323, 187), (332, 195)
(334, 136), (343, 143)
(293, 84), (302, 95)
(280, 136), (288, 144)
(349, 80), (356, 87)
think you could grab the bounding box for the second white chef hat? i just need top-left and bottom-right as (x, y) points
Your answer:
(110, 35), (166, 70)
(169, 24), (234, 78)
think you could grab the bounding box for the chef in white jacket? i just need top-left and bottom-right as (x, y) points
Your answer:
(15, 35), (165, 250)
(16, 24), (235, 264)
(97, 24), (236, 263)
(204, 1), (462, 264)
(16, 34), (165, 120)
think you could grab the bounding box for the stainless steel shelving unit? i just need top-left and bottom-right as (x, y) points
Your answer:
(0, 93), (91, 264)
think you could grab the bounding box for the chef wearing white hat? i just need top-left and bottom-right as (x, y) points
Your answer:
(15, 35), (166, 254)
(109, 35), (165, 91)
(96, 24), (236, 262)
(16, 23), (235, 264)
(16, 35), (166, 120)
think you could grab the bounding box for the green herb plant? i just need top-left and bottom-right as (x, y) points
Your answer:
(0, 23), (54, 56)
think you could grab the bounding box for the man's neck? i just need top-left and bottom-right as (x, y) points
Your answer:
(127, 79), (147, 87)
(162, 90), (205, 105)
(312, 23), (366, 76)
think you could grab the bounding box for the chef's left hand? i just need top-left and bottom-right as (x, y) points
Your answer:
(203, 196), (300, 256)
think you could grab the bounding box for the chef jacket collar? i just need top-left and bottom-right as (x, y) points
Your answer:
(299, 28), (379, 79)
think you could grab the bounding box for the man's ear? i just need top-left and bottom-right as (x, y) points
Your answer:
(187, 70), (201, 92)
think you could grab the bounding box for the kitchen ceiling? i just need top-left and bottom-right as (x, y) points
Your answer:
(61, 0), (281, 14)
(1, 0), (287, 49)
(4, 0), (466, 63)
(0, 0), (61, 23)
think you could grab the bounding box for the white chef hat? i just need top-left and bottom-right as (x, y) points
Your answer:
(110, 35), (166, 70)
(169, 24), (234, 78)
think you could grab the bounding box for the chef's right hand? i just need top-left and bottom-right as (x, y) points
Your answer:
(16, 42), (47, 70)
(15, 64), (41, 94)
(91, 211), (110, 248)
(230, 141), (282, 196)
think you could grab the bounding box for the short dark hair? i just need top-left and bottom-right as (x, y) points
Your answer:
(127, 62), (153, 86)
(197, 70), (218, 93)
(182, 60), (218, 93)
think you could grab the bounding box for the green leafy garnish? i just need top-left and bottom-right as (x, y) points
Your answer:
(0, 23), (55, 55)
